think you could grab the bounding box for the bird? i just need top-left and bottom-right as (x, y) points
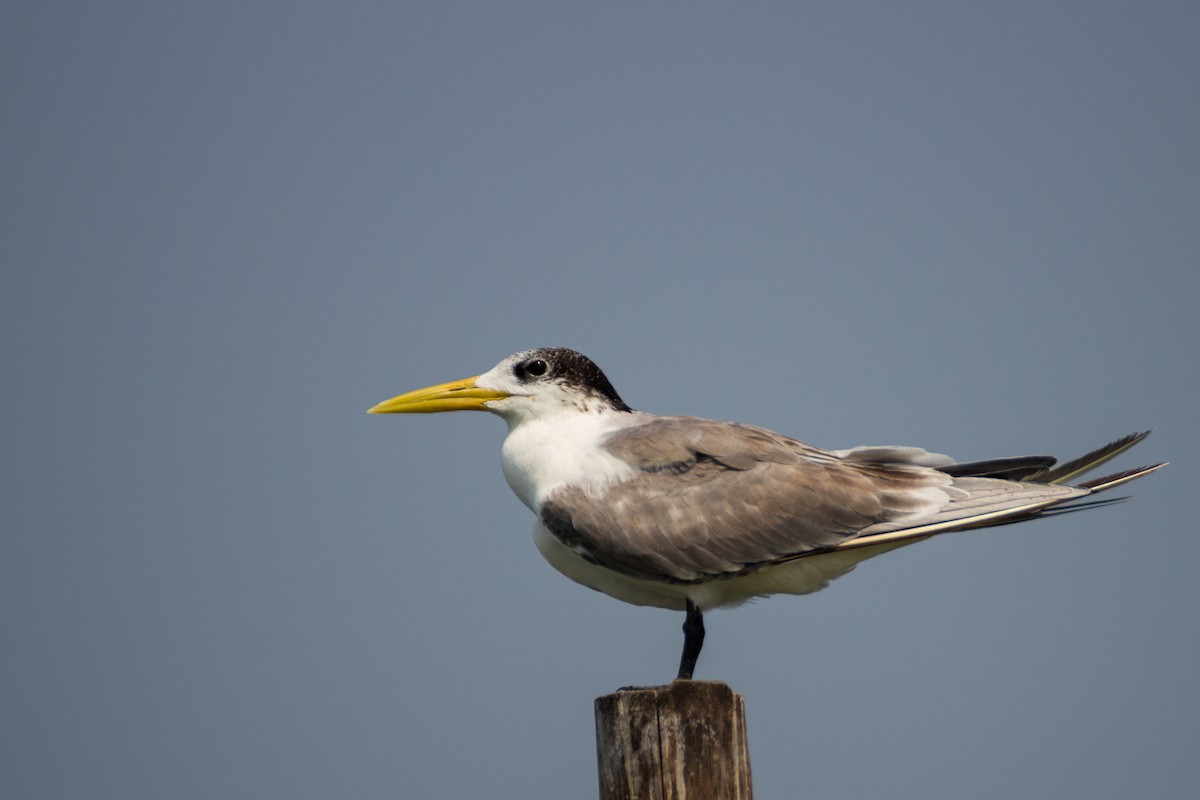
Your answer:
(369, 347), (1165, 680)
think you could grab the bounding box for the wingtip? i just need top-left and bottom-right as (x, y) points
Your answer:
(1039, 430), (1157, 485)
(1077, 462), (1168, 492)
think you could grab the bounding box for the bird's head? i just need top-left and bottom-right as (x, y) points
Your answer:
(368, 348), (632, 425)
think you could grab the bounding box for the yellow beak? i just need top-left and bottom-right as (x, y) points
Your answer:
(368, 375), (510, 414)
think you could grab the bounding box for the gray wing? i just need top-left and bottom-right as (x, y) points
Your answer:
(540, 421), (1156, 582)
(539, 416), (971, 582)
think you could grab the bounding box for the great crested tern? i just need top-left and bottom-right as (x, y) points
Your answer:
(370, 348), (1164, 679)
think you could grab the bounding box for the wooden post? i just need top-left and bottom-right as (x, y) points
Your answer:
(595, 680), (753, 800)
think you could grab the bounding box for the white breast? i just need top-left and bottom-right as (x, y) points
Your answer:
(500, 411), (639, 512)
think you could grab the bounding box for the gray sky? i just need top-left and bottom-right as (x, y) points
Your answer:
(4, 2), (1196, 798)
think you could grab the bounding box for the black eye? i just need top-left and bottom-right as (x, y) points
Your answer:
(524, 358), (548, 377)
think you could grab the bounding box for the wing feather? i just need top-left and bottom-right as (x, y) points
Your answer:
(539, 417), (953, 582)
(538, 421), (1160, 585)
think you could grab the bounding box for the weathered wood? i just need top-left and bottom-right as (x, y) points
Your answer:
(595, 680), (753, 800)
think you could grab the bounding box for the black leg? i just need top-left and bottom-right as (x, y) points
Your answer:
(676, 598), (705, 680)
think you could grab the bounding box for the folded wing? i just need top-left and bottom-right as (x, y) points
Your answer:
(538, 418), (1143, 583)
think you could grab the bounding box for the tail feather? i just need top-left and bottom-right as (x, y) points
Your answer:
(806, 432), (1163, 558)
(1076, 462), (1168, 492)
(1029, 431), (1152, 485)
(941, 455), (1057, 480)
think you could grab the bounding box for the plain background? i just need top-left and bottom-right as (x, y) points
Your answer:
(3, 2), (1196, 798)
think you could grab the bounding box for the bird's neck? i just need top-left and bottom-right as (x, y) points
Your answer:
(499, 410), (639, 512)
